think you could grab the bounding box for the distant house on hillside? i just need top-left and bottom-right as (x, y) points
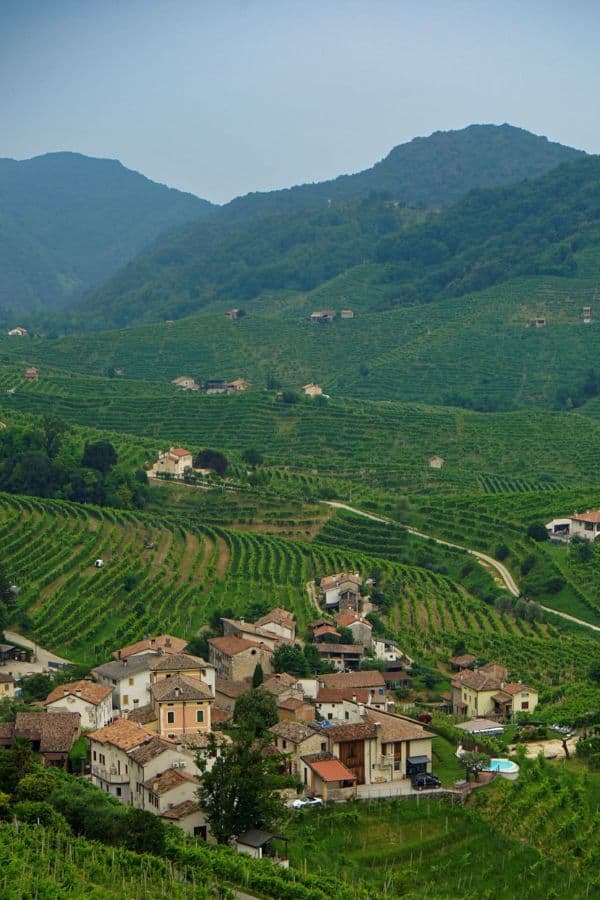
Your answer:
(171, 375), (197, 390)
(24, 367), (39, 382)
(340, 310), (354, 319)
(155, 447), (193, 477)
(527, 317), (546, 328)
(227, 378), (249, 392)
(319, 572), (363, 611)
(7, 326), (28, 336)
(226, 308), (241, 320)
(310, 310), (336, 323)
(303, 383), (323, 398)
(428, 455), (445, 469)
(583, 305), (592, 323)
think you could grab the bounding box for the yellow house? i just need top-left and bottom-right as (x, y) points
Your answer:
(150, 675), (213, 739)
(0, 674), (15, 699)
(149, 652), (215, 695)
(452, 664), (538, 719)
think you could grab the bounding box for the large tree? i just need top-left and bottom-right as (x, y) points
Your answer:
(196, 732), (287, 844)
(81, 440), (117, 475)
(233, 688), (278, 737)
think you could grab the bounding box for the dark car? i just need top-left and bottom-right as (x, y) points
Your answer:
(412, 772), (441, 790)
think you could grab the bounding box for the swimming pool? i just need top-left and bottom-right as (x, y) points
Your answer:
(485, 758), (520, 780)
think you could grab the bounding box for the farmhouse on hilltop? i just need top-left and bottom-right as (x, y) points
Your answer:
(171, 375), (197, 390)
(303, 383), (323, 397)
(310, 310), (336, 323)
(546, 509), (600, 542)
(320, 572), (363, 611)
(428, 455), (445, 469)
(7, 326), (28, 336)
(155, 447), (193, 477)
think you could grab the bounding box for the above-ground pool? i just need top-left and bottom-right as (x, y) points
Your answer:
(485, 758), (520, 780)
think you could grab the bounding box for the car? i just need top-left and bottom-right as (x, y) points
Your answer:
(411, 772), (441, 791)
(290, 796), (323, 809)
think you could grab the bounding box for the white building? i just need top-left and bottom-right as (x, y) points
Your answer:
(92, 653), (154, 713)
(44, 680), (113, 730)
(155, 447), (193, 477)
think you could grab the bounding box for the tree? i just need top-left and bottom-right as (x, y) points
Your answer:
(82, 440), (117, 475)
(252, 662), (264, 688)
(458, 751), (491, 782)
(527, 523), (549, 542)
(272, 644), (310, 677)
(196, 732), (287, 845)
(280, 390), (299, 405)
(194, 449), (228, 476)
(233, 688), (278, 737)
(123, 807), (166, 854)
(494, 544), (510, 561)
(241, 448), (263, 467)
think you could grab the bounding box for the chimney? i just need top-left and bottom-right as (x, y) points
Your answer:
(175, 687), (180, 698)
(367, 690), (373, 707)
(352, 694), (357, 703)
(123, 658), (128, 667)
(150, 638), (156, 647)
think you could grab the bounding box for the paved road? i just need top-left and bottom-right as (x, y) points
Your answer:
(322, 502), (600, 634)
(3, 630), (72, 677)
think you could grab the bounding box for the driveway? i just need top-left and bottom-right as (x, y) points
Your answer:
(2, 630), (72, 678)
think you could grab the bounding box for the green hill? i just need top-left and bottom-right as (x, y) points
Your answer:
(63, 124), (583, 330)
(0, 152), (213, 316)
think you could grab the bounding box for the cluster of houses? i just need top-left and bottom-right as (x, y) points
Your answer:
(171, 376), (249, 394)
(546, 508), (600, 542)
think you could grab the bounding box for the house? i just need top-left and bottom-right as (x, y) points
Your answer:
(319, 573), (362, 611)
(315, 686), (392, 721)
(335, 611), (372, 647)
(451, 664), (538, 719)
(12, 712), (80, 768)
(88, 719), (153, 801)
(171, 376), (197, 390)
(7, 326), (28, 336)
(150, 675), (213, 739)
(160, 801), (208, 837)
(254, 608), (296, 642)
(455, 718), (505, 737)
(235, 830), (289, 867)
(300, 753), (357, 801)
(24, 367), (39, 382)
(261, 673), (303, 703)
(227, 378), (249, 392)
(127, 734), (198, 806)
(155, 448), (193, 477)
(204, 380), (234, 395)
(382, 666), (413, 692)
(568, 510), (600, 541)
(319, 670), (387, 693)
(583, 305), (592, 323)
(270, 721), (327, 776)
(277, 696), (315, 722)
(143, 767), (199, 816)
(373, 638), (407, 664)
(92, 652), (155, 713)
(44, 680), (113, 730)
(215, 677), (249, 711)
(340, 310), (354, 319)
(113, 634), (188, 661)
(208, 635), (273, 681)
(303, 383), (323, 398)
(0, 644), (19, 664)
(0, 673), (15, 699)
(312, 624), (341, 642)
(528, 317), (546, 327)
(448, 653), (478, 672)
(428, 456), (445, 469)
(221, 618), (284, 652)
(226, 308), (240, 320)
(309, 310), (336, 323)
(149, 652), (215, 695)
(314, 643), (364, 672)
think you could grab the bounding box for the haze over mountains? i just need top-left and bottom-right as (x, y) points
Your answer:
(0, 124), (585, 326)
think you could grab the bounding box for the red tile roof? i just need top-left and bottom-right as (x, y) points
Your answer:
(569, 509), (600, 523)
(88, 718), (152, 750)
(305, 756), (356, 782)
(320, 670), (386, 690)
(113, 634), (188, 660)
(209, 636), (270, 657)
(45, 680), (112, 707)
(170, 448), (192, 458)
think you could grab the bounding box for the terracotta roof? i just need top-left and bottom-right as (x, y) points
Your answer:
(569, 510), (600, 523)
(308, 619), (331, 629)
(0, 673), (14, 684)
(269, 721), (318, 743)
(44, 680), (112, 707)
(320, 670), (386, 690)
(15, 712), (80, 753)
(127, 736), (174, 765)
(448, 654), (477, 667)
(160, 800), (201, 820)
(151, 675), (213, 703)
(502, 682), (536, 695)
(149, 653), (212, 672)
(364, 710), (433, 742)
(302, 754), (356, 782)
(221, 619), (288, 643)
(335, 612), (359, 628)
(312, 625), (340, 640)
(262, 674), (299, 697)
(326, 722), (377, 741)
(169, 448), (192, 458)
(126, 704), (157, 725)
(315, 643), (364, 656)
(144, 768), (197, 795)
(216, 677), (249, 698)
(491, 692), (512, 704)
(316, 687), (381, 704)
(452, 664), (509, 693)
(88, 718), (152, 750)
(277, 697), (306, 711)
(209, 636), (269, 657)
(113, 634), (188, 660)
(320, 573), (362, 590)
(254, 608), (295, 628)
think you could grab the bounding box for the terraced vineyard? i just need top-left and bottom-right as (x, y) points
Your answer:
(1, 492), (597, 684)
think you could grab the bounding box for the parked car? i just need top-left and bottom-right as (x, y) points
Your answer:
(412, 773), (441, 790)
(290, 796), (323, 809)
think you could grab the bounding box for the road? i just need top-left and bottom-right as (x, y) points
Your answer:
(3, 630), (72, 677)
(322, 502), (600, 634)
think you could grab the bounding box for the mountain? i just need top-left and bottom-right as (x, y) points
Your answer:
(0, 152), (214, 315)
(71, 125), (586, 331)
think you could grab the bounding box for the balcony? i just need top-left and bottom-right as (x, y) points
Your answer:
(91, 764), (129, 784)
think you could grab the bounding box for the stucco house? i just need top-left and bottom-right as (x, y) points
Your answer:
(92, 652), (155, 713)
(221, 618), (283, 652)
(428, 455), (445, 469)
(44, 680), (113, 730)
(208, 635), (273, 681)
(0, 673), (16, 699)
(254, 608), (296, 641)
(269, 721), (327, 776)
(89, 719), (152, 802)
(214, 677), (249, 711)
(310, 310), (336, 323)
(303, 383), (323, 398)
(568, 510), (600, 541)
(112, 634), (188, 661)
(160, 800), (209, 837)
(7, 326), (28, 336)
(451, 663), (538, 719)
(155, 447), (193, 477)
(320, 573), (363, 611)
(150, 675), (213, 739)
(149, 652), (215, 696)
(335, 611), (373, 647)
(171, 376), (197, 390)
(315, 686), (392, 720)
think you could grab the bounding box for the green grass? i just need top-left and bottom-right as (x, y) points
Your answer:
(430, 736), (464, 786)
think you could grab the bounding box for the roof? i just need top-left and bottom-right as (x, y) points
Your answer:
(452, 664), (509, 693)
(277, 697), (307, 711)
(320, 670), (386, 690)
(160, 800), (201, 821)
(455, 718), (505, 735)
(236, 829), (281, 848)
(316, 687), (381, 704)
(221, 618), (287, 643)
(262, 674), (299, 697)
(92, 652), (156, 681)
(503, 682), (536, 695)
(126, 704), (157, 725)
(88, 718), (153, 751)
(254, 608), (295, 628)
(208, 635), (269, 657)
(169, 448), (192, 458)
(312, 625), (340, 640)
(335, 612), (359, 628)
(151, 674), (213, 703)
(149, 653), (212, 672)
(314, 643), (364, 656)
(211, 706), (233, 726)
(0, 673), (14, 684)
(364, 710), (433, 742)
(326, 722), (377, 742)
(44, 680), (112, 707)
(320, 573), (362, 591)
(144, 768), (197, 795)
(569, 509), (600, 523)
(302, 753), (356, 782)
(127, 736), (174, 765)
(15, 712), (80, 753)
(113, 634), (188, 660)
(448, 654), (477, 667)
(269, 721), (318, 744)
(215, 677), (249, 698)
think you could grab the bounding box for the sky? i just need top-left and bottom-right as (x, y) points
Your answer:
(1, 0), (599, 204)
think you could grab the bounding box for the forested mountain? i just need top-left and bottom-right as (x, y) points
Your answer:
(0, 152), (213, 315)
(72, 138), (593, 331)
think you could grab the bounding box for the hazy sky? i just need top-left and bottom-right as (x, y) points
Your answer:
(1, 0), (598, 203)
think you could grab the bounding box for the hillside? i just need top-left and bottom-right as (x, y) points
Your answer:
(65, 124), (584, 330)
(0, 152), (213, 316)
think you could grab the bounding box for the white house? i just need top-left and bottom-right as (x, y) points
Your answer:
(320, 572), (362, 610)
(92, 652), (154, 713)
(171, 376), (197, 390)
(568, 510), (600, 541)
(428, 456), (445, 469)
(44, 680), (113, 730)
(254, 608), (296, 642)
(7, 326), (28, 337)
(155, 448), (193, 477)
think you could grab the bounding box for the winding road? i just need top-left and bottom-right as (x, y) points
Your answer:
(322, 502), (600, 634)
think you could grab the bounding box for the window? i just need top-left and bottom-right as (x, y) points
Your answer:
(378, 688), (384, 695)
(122, 695), (129, 706)
(196, 710), (204, 723)
(116, 787), (122, 797)
(282, 740), (287, 749)
(167, 711), (175, 724)
(327, 713), (333, 721)
(344, 711), (349, 720)
(321, 742), (327, 752)
(128, 677), (134, 686)
(521, 702), (529, 710)
(93, 750), (97, 761)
